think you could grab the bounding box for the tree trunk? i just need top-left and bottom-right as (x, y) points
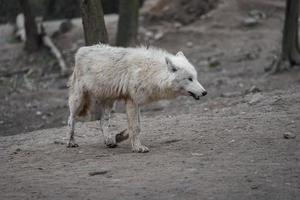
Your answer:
(269, 0), (300, 73)
(79, 0), (108, 120)
(18, 0), (40, 53)
(282, 0), (300, 64)
(116, 0), (139, 47)
(80, 0), (108, 45)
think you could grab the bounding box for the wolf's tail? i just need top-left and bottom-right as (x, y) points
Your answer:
(67, 70), (91, 117)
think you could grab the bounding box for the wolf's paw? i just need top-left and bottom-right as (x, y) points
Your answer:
(67, 142), (79, 148)
(104, 137), (118, 148)
(132, 145), (149, 153)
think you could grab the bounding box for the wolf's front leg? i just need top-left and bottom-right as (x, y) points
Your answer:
(126, 99), (149, 153)
(67, 114), (78, 148)
(99, 104), (117, 148)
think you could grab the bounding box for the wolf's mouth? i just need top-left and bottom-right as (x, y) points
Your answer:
(188, 91), (200, 100)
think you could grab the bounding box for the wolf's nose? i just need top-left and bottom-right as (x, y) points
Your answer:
(202, 91), (207, 96)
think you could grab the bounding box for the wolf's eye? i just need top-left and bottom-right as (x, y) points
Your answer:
(188, 77), (193, 82)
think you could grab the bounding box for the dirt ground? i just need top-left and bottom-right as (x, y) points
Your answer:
(0, 0), (300, 199)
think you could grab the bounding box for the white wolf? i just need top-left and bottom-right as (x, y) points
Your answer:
(67, 44), (207, 153)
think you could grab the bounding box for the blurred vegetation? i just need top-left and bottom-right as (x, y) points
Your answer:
(0, 0), (122, 23)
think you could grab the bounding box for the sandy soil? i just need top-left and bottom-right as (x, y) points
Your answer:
(1, 86), (299, 200)
(0, 0), (299, 199)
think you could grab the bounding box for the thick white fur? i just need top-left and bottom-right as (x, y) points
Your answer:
(67, 44), (206, 152)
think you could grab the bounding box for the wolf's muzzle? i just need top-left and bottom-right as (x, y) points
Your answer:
(188, 91), (200, 100)
(188, 91), (207, 100)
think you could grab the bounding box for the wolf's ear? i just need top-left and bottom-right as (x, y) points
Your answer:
(176, 51), (185, 57)
(165, 57), (178, 72)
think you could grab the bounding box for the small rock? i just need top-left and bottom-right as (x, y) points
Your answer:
(249, 10), (266, 20)
(36, 111), (42, 116)
(191, 152), (204, 156)
(250, 185), (258, 190)
(245, 177), (253, 183)
(134, 192), (140, 196)
(95, 154), (109, 158)
(46, 112), (53, 116)
(88, 170), (110, 176)
(42, 115), (47, 120)
(145, 31), (154, 39)
(154, 31), (164, 40)
(248, 93), (263, 105)
(207, 57), (220, 68)
(245, 52), (258, 60)
(174, 22), (182, 29)
(200, 13), (212, 20)
(13, 148), (22, 154)
(246, 86), (261, 94)
(54, 140), (65, 145)
(0, 120), (4, 124)
(243, 17), (259, 27)
(283, 132), (296, 139)
(186, 41), (193, 48)
(163, 139), (182, 144)
(228, 139), (235, 143)
(25, 103), (32, 108)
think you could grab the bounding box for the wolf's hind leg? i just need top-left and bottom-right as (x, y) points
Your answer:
(66, 88), (88, 148)
(99, 103), (117, 148)
(126, 99), (149, 153)
(67, 114), (78, 148)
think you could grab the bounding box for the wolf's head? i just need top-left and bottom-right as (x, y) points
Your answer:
(166, 51), (207, 100)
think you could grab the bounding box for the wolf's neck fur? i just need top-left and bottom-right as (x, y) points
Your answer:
(143, 73), (177, 104)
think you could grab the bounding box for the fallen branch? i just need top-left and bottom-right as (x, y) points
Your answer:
(15, 13), (68, 75)
(42, 35), (68, 74)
